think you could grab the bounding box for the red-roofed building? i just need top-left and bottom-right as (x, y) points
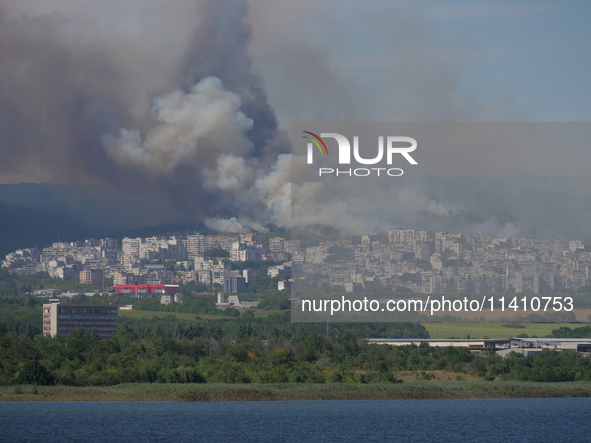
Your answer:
(112, 284), (180, 296)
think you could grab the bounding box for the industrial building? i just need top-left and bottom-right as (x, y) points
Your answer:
(215, 293), (259, 309)
(160, 294), (184, 305)
(42, 299), (118, 339)
(497, 338), (591, 357)
(368, 337), (591, 357)
(112, 284), (180, 296)
(367, 338), (510, 354)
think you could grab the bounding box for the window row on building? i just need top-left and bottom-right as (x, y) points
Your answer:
(57, 326), (117, 331)
(57, 315), (117, 320)
(57, 308), (118, 314)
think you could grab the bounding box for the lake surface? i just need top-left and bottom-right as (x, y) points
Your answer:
(1, 398), (590, 442)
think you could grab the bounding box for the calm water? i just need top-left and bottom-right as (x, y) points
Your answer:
(1, 398), (591, 442)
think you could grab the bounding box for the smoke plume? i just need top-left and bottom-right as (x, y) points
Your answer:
(0, 0), (291, 229)
(0, 0), (590, 243)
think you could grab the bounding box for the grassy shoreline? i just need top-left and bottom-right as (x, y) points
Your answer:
(2, 381), (591, 402)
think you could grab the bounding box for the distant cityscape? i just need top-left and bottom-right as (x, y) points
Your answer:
(3, 229), (590, 295)
(2, 233), (294, 295)
(295, 231), (590, 295)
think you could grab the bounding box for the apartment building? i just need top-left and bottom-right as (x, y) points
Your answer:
(79, 268), (104, 285)
(43, 299), (118, 339)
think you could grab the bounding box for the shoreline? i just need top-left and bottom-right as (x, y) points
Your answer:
(2, 381), (591, 402)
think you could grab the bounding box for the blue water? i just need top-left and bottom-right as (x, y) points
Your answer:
(1, 398), (590, 442)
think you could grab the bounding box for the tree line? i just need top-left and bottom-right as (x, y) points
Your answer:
(2, 323), (591, 387)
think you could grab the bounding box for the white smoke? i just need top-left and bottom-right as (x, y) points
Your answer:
(101, 75), (539, 239)
(427, 200), (461, 217)
(103, 76), (311, 230)
(474, 220), (521, 238)
(205, 216), (267, 233)
(101, 74), (381, 233)
(103, 77), (254, 174)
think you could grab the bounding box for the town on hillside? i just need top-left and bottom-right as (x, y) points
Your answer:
(2, 230), (590, 296)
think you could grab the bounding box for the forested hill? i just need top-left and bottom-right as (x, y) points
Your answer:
(0, 183), (203, 258)
(0, 201), (92, 257)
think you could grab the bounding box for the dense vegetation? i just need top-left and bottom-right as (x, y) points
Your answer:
(4, 265), (591, 390)
(3, 328), (591, 387)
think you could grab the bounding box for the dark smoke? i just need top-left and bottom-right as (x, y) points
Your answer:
(0, 0), (288, 230)
(180, 0), (288, 162)
(0, 5), (123, 185)
(1, 1), (590, 243)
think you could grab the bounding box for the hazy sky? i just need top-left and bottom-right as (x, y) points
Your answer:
(0, 0), (590, 239)
(247, 0), (591, 122)
(4, 0), (591, 128)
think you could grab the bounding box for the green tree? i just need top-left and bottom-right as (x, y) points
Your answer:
(15, 361), (54, 385)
